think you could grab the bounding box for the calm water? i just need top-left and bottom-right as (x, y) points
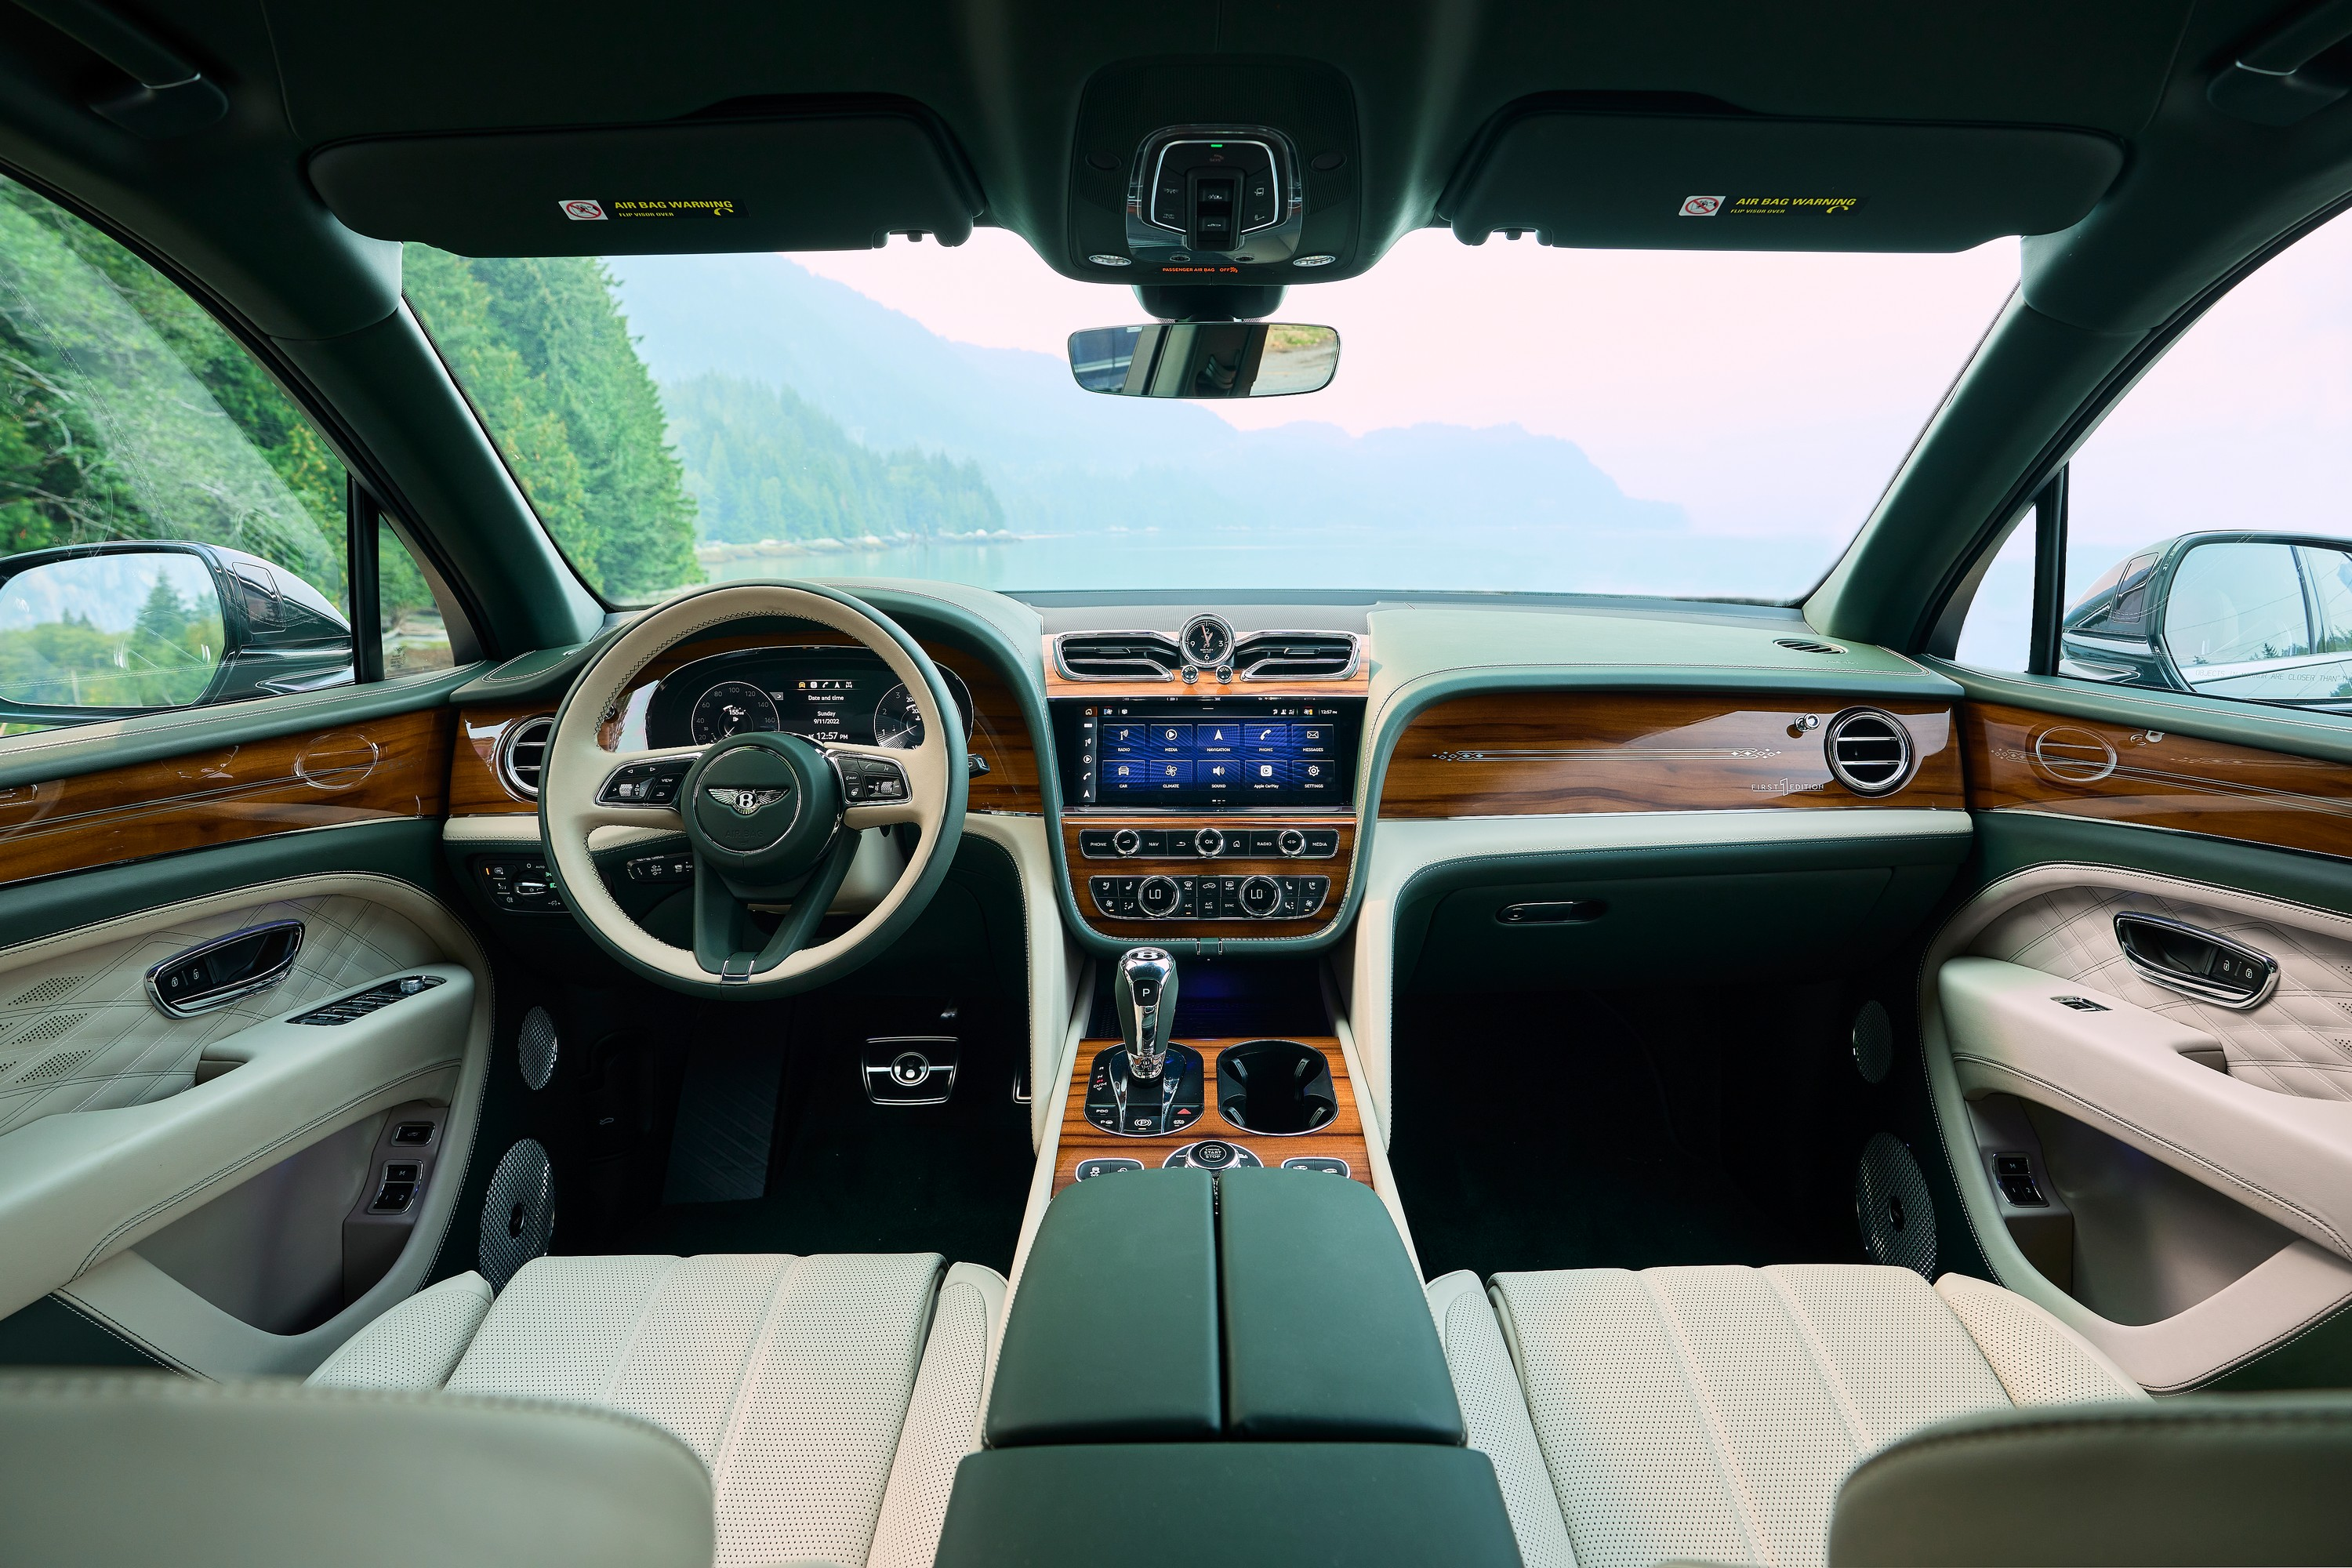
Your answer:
(699, 524), (1830, 601)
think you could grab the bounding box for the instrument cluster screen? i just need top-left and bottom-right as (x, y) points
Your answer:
(645, 646), (972, 750)
(1056, 698), (1360, 808)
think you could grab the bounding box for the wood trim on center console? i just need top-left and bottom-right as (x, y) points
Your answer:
(1061, 818), (1356, 938)
(0, 707), (452, 887)
(1377, 691), (1964, 818)
(1053, 1034), (1370, 1193)
(1965, 699), (2352, 859)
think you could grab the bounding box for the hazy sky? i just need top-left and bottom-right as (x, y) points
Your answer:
(797, 228), (2022, 542)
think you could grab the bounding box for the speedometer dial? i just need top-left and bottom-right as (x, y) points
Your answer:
(690, 681), (780, 743)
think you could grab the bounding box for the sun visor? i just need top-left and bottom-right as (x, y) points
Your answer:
(308, 107), (983, 256)
(1441, 111), (2122, 252)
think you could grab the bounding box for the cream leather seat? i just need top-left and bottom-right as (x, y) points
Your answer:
(311, 1251), (1006, 1568)
(1428, 1264), (2147, 1568)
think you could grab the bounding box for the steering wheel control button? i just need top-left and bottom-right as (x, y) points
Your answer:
(834, 753), (909, 803)
(598, 758), (691, 805)
(625, 854), (695, 884)
(862, 1036), (958, 1105)
(475, 856), (567, 914)
(1074, 1157), (1145, 1181)
(1163, 1139), (1262, 1170)
(1280, 1156), (1352, 1177)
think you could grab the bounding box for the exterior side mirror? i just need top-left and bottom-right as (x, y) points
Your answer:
(2061, 532), (2352, 709)
(1068, 322), (1339, 398)
(0, 541), (351, 724)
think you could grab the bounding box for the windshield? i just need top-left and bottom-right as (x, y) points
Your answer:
(404, 234), (2017, 605)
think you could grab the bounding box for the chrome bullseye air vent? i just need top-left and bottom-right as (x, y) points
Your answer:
(1774, 636), (1848, 655)
(1054, 632), (1181, 681)
(1234, 631), (1359, 680)
(1824, 709), (1915, 795)
(497, 715), (554, 799)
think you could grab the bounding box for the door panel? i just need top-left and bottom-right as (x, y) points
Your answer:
(1926, 858), (2352, 1390)
(0, 708), (451, 887)
(0, 873), (490, 1374)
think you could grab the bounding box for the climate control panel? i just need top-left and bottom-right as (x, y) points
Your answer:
(1089, 872), (1330, 921)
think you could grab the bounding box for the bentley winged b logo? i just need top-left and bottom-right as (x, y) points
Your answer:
(704, 785), (790, 817)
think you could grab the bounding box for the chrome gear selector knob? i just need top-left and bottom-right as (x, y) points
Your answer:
(1116, 946), (1178, 1081)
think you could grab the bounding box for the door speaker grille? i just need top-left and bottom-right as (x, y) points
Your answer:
(1851, 1000), (1894, 1084)
(1855, 1132), (1936, 1277)
(517, 1006), (558, 1091)
(1824, 709), (1915, 795)
(479, 1138), (554, 1290)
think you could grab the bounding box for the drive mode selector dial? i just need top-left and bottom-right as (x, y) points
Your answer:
(1137, 876), (1182, 918)
(1238, 875), (1284, 917)
(1194, 826), (1225, 857)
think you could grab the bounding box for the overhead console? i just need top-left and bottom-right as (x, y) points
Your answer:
(1047, 617), (1364, 939)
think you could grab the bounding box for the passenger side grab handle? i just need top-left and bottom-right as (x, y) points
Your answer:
(1939, 957), (2352, 1262)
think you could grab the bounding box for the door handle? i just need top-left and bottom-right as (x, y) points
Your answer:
(2113, 913), (2277, 1009)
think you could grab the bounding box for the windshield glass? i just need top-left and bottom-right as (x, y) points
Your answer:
(404, 234), (2017, 604)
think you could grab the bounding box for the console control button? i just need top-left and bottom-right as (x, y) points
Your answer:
(1074, 1157), (1144, 1181)
(1194, 826), (1225, 857)
(1303, 829), (1340, 857)
(1276, 827), (1308, 856)
(476, 856), (567, 914)
(1079, 829), (1115, 857)
(1089, 871), (1331, 921)
(1111, 827), (1143, 856)
(1137, 876), (1181, 918)
(1163, 1139), (1262, 1170)
(1237, 875), (1283, 917)
(1281, 1156), (1351, 1177)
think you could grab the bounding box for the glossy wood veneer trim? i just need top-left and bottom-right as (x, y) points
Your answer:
(1052, 1035), (1370, 1194)
(0, 707), (452, 887)
(1965, 699), (2352, 861)
(1377, 691), (1964, 818)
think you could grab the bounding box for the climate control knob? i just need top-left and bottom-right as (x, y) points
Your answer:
(1276, 827), (1307, 857)
(1137, 876), (1182, 918)
(1110, 827), (1143, 856)
(1237, 875), (1284, 918)
(1194, 827), (1226, 858)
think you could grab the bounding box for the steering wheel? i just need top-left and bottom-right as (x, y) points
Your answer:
(538, 582), (967, 997)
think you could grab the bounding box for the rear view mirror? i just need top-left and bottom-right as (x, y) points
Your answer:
(1068, 322), (1338, 398)
(2062, 532), (2352, 708)
(0, 542), (351, 723)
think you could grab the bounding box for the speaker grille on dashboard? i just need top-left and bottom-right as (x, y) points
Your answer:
(1855, 1132), (1936, 1277)
(1851, 1000), (1894, 1084)
(517, 1006), (558, 1091)
(479, 1138), (554, 1290)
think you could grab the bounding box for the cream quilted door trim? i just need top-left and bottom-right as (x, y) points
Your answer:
(0, 895), (442, 1138)
(1973, 882), (2352, 1100)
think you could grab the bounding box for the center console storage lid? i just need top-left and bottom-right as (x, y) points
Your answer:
(935, 1443), (1523, 1568)
(1217, 1167), (1464, 1444)
(986, 1170), (1220, 1447)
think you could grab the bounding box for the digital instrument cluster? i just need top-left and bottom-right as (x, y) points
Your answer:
(1054, 697), (1361, 808)
(647, 647), (974, 750)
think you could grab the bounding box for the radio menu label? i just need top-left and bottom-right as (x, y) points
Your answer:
(1062, 699), (1356, 808)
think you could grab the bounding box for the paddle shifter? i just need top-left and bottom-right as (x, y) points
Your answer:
(1083, 946), (1205, 1137)
(1116, 946), (1178, 1080)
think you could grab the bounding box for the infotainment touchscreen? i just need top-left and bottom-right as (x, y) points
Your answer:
(1055, 698), (1361, 808)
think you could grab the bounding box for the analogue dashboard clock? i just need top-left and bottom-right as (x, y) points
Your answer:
(1179, 614), (1236, 668)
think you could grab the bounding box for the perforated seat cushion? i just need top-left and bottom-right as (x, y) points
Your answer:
(1432, 1265), (2145, 1568)
(314, 1253), (1005, 1568)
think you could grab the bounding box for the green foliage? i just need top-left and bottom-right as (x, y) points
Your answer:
(0, 569), (221, 711)
(0, 178), (347, 603)
(662, 372), (1004, 545)
(402, 246), (701, 601)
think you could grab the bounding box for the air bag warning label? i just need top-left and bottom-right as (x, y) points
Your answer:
(559, 198), (737, 221)
(1680, 194), (1866, 217)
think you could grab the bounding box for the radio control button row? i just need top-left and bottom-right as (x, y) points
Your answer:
(1076, 825), (1341, 860)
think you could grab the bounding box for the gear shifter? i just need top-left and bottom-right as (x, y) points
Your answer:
(1116, 946), (1178, 1080)
(1083, 948), (1203, 1137)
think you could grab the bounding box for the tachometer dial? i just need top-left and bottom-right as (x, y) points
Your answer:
(1180, 614), (1236, 668)
(870, 671), (975, 750)
(872, 683), (924, 749)
(689, 681), (780, 743)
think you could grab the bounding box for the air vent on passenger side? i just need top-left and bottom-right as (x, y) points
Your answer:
(498, 715), (554, 799)
(1234, 631), (1359, 680)
(1774, 637), (1847, 655)
(1054, 633), (1181, 681)
(1824, 709), (1915, 795)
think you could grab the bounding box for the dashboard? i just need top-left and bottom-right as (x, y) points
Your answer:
(645, 646), (974, 750)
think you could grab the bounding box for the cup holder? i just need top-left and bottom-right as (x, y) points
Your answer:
(1217, 1039), (1338, 1135)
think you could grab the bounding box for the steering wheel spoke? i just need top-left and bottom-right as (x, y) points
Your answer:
(692, 829), (862, 980)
